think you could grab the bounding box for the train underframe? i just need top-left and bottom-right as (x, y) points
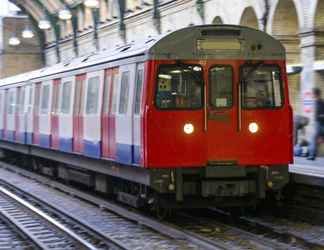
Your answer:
(0, 141), (289, 211)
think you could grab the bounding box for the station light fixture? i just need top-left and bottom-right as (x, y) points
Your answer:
(84, 0), (99, 8)
(38, 19), (51, 30)
(248, 122), (259, 134)
(9, 35), (20, 46)
(59, 8), (72, 20)
(22, 27), (34, 38)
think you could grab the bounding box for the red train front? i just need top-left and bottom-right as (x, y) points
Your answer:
(142, 25), (292, 206)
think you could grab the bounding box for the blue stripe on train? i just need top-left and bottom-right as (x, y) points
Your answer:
(83, 139), (101, 158)
(16, 132), (27, 144)
(0, 129), (3, 140)
(6, 130), (15, 142)
(59, 137), (73, 153)
(40, 134), (51, 148)
(116, 143), (140, 165)
(26, 132), (33, 145)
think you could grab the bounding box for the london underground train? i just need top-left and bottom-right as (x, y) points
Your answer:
(0, 25), (293, 210)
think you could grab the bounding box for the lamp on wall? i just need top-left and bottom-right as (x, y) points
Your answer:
(84, 0), (99, 8)
(9, 35), (21, 46)
(59, 7), (72, 20)
(22, 26), (34, 38)
(38, 19), (51, 30)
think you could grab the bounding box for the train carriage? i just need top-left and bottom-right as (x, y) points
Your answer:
(0, 25), (292, 209)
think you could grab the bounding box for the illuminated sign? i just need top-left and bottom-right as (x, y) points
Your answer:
(197, 39), (241, 51)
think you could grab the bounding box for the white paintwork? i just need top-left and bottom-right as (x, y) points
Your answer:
(58, 76), (75, 140)
(83, 70), (104, 143)
(116, 63), (136, 146)
(6, 88), (17, 133)
(0, 90), (5, 130)
(26, 84), (34, 135)
(132, 63), (144, 149)
(38, 80), (53, 136)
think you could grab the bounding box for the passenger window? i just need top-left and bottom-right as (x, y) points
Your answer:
(111, 73), (119, 114)
(118, 71), (130, 114)
(41, 85), (50, 114)
(209, 66), (233, 108)
(61, 81), (72, 114)
(27, 86), (33, 114)
(134, 68), (144, 114)
(103, 74), (112, 114)
(8, 91), (15, 115)
(86, 76), (100, 114)
(0, 93), (2, 113)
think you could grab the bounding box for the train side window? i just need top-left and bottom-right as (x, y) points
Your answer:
(18, 87), (25, 114)
(86, 76), (100, 114)
(209, 66), (233, 108)
(41, 85), (50, 114)
(7, 90), (15, 115)
(111, 73), (119, 114)
(60, 81), (72, 114)
(103, 73), (112, 114)
(118, 71), (130, 114)
(27, 86), (33, 114)
(134, 67), (144, 114)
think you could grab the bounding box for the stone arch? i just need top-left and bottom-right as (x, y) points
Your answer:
(212, 16), (223, 24)
(271, 0), (301, 114)
(239, 7), (259, 30)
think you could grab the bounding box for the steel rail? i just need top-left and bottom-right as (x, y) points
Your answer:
(0, 185), (99, 250)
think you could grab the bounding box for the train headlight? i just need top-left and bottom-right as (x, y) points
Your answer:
(184, 123), (194, 134)
(248, 122), (259, 133)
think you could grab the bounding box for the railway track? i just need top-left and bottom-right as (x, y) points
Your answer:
(0, 160), (323, 250)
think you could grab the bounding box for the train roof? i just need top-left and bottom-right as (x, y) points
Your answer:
(0, 25), (285, 87)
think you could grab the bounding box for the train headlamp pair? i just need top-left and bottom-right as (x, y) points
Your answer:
(183, 122), (258, 134)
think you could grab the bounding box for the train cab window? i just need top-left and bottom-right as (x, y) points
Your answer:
(241, 65), (283, 109)
(60, 81), (72, 114)
(86, 76), (100, 114)
(41, 85), (50, 114)
(155, 65), (203, 109)
(134, 67), (144, 114)
(209, 66), (233, 108)
(119, 71), (130, 114)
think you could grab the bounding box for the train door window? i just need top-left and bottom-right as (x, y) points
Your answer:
(19, 87), (25, 114)
(86, 76), (100, 114)
(7, 90), (15, 115)
(209, 66), (233, 108)
(118, 71), (130, 114)
(155, 65), (203, 109)
(60, 81), (72, 114)
(241, 65), (283, 109)
(41, 85), (50, 114)
(111, 73), (119, 114)
(134, 66), (144, 114)
(103, 73), (112, 114)
(27, 86), (33, 114)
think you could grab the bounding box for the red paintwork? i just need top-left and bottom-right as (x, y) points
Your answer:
(144, 59), (293, 169)
(51, 79), (60, 149)
(106, 68), (118, 159)
(73, 74), (86, 153)
(33, 83), (41, 145)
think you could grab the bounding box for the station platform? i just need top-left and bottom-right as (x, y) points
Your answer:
(289, 157), (324, 187)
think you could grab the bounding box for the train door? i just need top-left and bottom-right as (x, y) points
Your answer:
(33, 82), (41, 145)
(0, 91), (5, 139)
(107, 68), (119, 159)
(132, 63), (144, 165)
(7, 88), (17, 141)
(26, 84), (34, 144)
(83, 71), (104, 158)
(15, 87), (21, 142)
(16, 86), (26, 143)
(102, 69), (112, 158)
(207, 64), (239, 162)
(38, 81), (52, 148)
(116, 64), (136, 164)
(73, 74), (86, 153)
(51, 79), (60, 149)
(58, 76), (75, 152)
